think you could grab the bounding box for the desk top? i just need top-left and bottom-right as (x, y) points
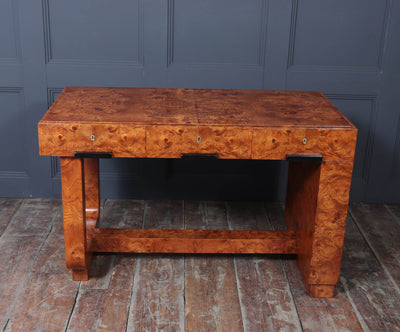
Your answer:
(38, 87), (357, 160)
(40, 87), (354, 129)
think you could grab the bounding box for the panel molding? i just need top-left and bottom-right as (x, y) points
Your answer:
(46, 87), (63, 108)
(377, 0), (393, 72)
(286, 0), (298, 70)
(46, 88), (63, 178)
(392, 114), (400, 176)
(287, 0), (392, 72)
(327, 94), (378, 183)
(0, 87), (23, 94)
(0, 171), (30, 179)
(50, 157), (60, 179)
(0, 87), (28, 181)
(0, 0), (22, 64)
(167, 0), (269, 69)
(42, 0), (144, 67)
(166, 0), (174, 67)
(42, 0), (52, 64)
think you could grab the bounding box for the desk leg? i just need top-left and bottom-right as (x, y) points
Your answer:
(84, 158), (99, 245)
(61, 157), (89, 280)
(285, 160), (353, 297)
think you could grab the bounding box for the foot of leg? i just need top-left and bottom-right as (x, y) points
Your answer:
(285, 160), (354, 298)
(72, 269), (89, 281)
(61, 157), (90, 280)
(307, 284), (335, 298)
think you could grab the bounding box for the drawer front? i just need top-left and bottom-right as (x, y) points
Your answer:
(38, 123), (146, 157)
(252, 128), (357, 161)
(92, 125), (146, 157)
(39, 123), (93, 156)
(146, 126), (252, 159)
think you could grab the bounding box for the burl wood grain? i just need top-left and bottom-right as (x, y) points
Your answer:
(38, 87), (358, 298)
(285, 160), (354, 297)
(38, 87), (356, 160)
(84, 158), (99, 253)
(252, 128), (357, 161)
(91, 229), (297, 254)
(60, 157), (89, 280)
(38, 123), (146, 158)
(146, 126), (252, 159)
(39, 87), (353, 127)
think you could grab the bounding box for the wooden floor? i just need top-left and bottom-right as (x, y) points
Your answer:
(1, 199), (400, 331)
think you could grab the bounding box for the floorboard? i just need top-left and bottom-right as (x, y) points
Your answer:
(350, 204), (400, 291)
(67, 200), (142, 331)
(0, 199), (399, 331)
(0, 199), (61, 331)
(385, 204), (400, 226)
(227, 201), (302, 331)
(126, 200), (185, 332)
(185, 201), (243, 332)
(0, 198), (22, 237)
(5, 207), (80, 332)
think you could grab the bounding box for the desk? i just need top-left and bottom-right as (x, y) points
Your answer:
(38, 87), (357, 297)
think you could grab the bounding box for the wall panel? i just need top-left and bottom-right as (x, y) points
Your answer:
(0, 0), (22, 87)
(0, 0), (19, 60)
(285, 0), (398, 201)
(43, 0), (143, 65)
(288, 0), (390, 70)
(0, 88), (30, 196)
(166, 0), (268, 88)
(0, 0), (399, 202)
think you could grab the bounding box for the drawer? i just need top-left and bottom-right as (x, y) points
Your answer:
(92, 125), (146, 157)
(146, 126), (252, 159)
(38, 123), (146, 157)
(252, 128), (357, 161)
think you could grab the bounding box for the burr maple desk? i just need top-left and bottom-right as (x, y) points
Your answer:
(38, 87), (357, 298)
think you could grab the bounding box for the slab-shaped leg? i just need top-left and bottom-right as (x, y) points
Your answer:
(61, 157), (89, 280)
(84, 158), (100, 244)
(285, 160), (354, 297)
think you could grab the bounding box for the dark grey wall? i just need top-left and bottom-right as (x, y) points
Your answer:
(1, 0), (399, 203)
